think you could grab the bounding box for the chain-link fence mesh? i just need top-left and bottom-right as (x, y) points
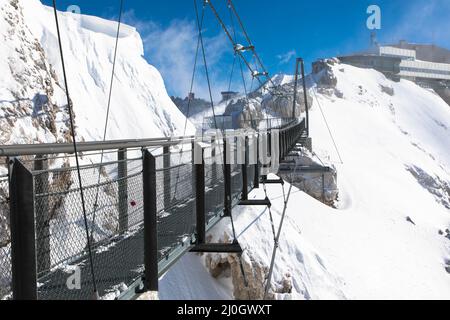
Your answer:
(32, 152), (145, 300)
(1, 120), (306, 299)
(154, 148), (196, 260)
(231, 157), (243, 206)
(0, 175), (11, 300)
(205, 143), (225, 230)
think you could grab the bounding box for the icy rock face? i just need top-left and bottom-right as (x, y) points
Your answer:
(280, 149), (339, 206)
(229, 251), (295, 300)
(223, 98), (263, 128)
(312, 58), (343, 97)
(204, 232), (293, 300)
(261, 89), (312, 119)
(435, 86), (450, 106)
(171, 95), (210, 118)
(0, 0), (72, 146)
(380, 84), (395, 96)
(16, 0), (194, 142)
(257, 74), (313, 119)
(407, 165), (450, 209)
(0, 0), (73, 266)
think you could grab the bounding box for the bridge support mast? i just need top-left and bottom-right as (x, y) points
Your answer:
(142, 150), (158, 292)
(9, 158), (37, 300)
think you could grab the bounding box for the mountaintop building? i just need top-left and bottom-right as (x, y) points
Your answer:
(337, 36), (450, 105)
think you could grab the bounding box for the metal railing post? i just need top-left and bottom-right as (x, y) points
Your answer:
(300, 58), (310, 137)
(254, 134), (260, 188)
(34, 155), (50, 276)
(292, 58), (301, 119)
(9, 158), (37, 300)
(191, 141), (196, 204)
(142, 150), (158, 292)
(118, 149), (128, 234)
(195, 145), (206, 244)
(223, 138), (232, 217)
(163, 146), (171, 210)
(281, 131), (285, 161)
(211, 137), (217, 183)
(241, 136), (248, 201)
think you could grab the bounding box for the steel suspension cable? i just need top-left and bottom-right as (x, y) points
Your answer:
(227, 55), (237, 93)
(262, 183), (277, 241)
(207, 0), (284, 99)
(227, 0), (279, 91)
(171, 1), (205, 202)
(195, 0), (249, 292)
(228, 0), (254, 129)
(263, 165), (298, 299)
(311, 75), (344, 164)
(52, 0), (98, 297)
(182, 5), (203, 138)
(226, 0), (237, 94)
(225, 1), (250, 292)
(91, 0), (124, 240)
(194, 0), (219, 130)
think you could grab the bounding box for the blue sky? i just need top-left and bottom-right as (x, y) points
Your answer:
(44, 0), (450, 99)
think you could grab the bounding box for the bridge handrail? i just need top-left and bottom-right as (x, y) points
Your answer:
(0, 118), (304, 157)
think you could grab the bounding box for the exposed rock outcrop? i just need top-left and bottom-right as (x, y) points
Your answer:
(312, 58), (343, 98)
(204, 233), (294, 300)
(0, 0), (72, 146)
(171, 95), (210, 118)
(406, 165), (450, 209)
(279, 147), (339, 206)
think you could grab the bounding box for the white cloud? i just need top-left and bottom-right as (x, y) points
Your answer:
(277, 50), (297, 65)
(122, 10), (238, 101)
(385, 0), (450, 48)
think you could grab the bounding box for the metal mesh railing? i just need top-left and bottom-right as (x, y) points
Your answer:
(1, 118), (307, 300)
(0, 175), (11, 300)
(231, 163), (243, 206)
(247, 163), (255, 191)
(154, 150), (196, 259)
(242, 118), (299, 131)
(32, 152), (145, 300)
(205, 144), (225, 229)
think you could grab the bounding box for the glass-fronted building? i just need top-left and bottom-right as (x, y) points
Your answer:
(339, 41), (450, 83)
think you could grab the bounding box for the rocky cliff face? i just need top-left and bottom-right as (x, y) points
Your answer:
(0, 1), (74, 288)
(204, 233), (294, 300)
(280, 148), (339, 207)
(171, 95), (210, 118)
(0, 0), (72, 147)
(434, 86), (450, 107)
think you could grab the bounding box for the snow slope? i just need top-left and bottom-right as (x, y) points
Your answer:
(303, 62), (450, 299)
(160, 61), (450, 300)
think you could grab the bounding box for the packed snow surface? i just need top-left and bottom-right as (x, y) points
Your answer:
(160, 63), (450, 300)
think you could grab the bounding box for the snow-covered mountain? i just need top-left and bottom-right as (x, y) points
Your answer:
(0, 0), (194, 150)
(186, 73), (310, 130)
(2, 0), (450, 301)
(160, 59), (450, 300)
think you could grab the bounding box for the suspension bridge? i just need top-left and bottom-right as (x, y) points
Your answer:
(0, 0), (325, 300)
